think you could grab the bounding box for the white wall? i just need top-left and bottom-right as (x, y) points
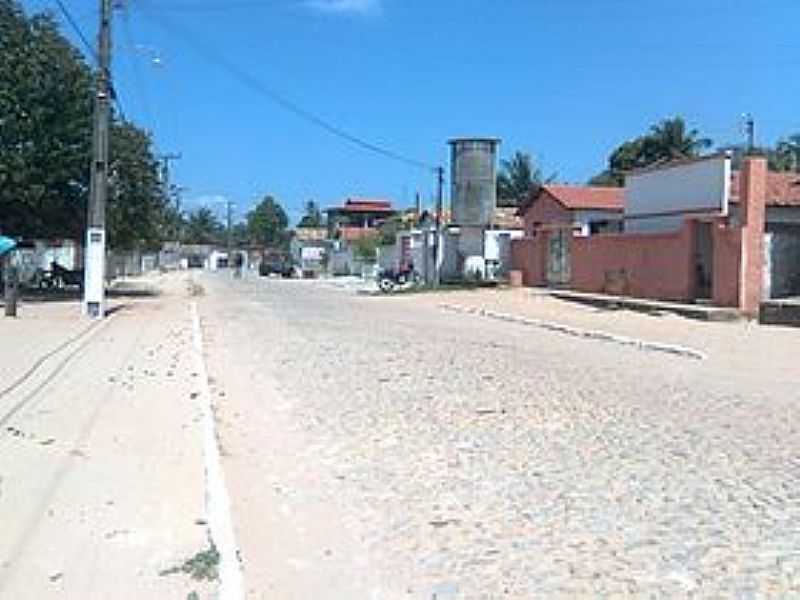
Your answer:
(625, 155), (730, 232)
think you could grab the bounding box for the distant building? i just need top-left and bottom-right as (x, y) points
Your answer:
(325, 198), (396, 240)
(290, 227), (328, 276)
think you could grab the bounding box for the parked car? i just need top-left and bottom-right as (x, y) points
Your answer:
(259, 257), (294, 278)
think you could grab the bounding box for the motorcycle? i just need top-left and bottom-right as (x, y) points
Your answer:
(377, 266), (421, 293)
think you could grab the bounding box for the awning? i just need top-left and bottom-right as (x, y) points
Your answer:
(0, 236), (17, 257)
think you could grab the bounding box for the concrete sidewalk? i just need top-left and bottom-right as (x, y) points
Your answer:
(409, 286), (800, 385)
(532, 287), (741, 321)
(0, 274), (216, 599)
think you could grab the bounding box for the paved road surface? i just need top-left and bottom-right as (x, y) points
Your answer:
(197, 273), (800, 598)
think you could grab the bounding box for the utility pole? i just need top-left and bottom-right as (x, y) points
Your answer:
(744, 113), (755, 154)
(226, 199), (234, 269)
(433, 166), (444, 288)
(159, 152), (182, 203)
(83, 0), (113, 318)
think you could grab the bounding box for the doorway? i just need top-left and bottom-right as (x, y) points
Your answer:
(693, 221), (713, 300)
(546, 229), (571, 286)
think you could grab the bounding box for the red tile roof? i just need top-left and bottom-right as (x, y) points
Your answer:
(730, 171), (800, 207)
(327, 198), (394, 214)
(542, 184), (624, 211)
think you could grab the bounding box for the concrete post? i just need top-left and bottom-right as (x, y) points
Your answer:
(738, 156), (767, 318)
(4, 257), (19, 317)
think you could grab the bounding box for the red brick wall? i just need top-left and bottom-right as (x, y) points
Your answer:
(511, 236), (548, 286)
(569, 221), (696, 301)
(522, 193), (572, 236)
(738, 158), (767, 316)
(712, 219), (741, 307)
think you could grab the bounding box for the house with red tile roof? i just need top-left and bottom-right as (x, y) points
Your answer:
(513, 157), (800, 310)
(517, 184), (624, 237)
(325, 198), (396, 240)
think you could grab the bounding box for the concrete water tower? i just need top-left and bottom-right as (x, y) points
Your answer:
(448, 137), (501, 226)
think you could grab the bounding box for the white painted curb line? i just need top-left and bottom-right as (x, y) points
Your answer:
(191, 301), (244, 599)
(440, 303), (707, 360)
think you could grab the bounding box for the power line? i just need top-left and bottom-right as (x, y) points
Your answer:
(53, 0), (126, 121)
(135, 3), (437, 172)
(54, 0), (99, 62)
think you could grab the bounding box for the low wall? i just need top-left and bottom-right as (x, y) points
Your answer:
(570, 222), (695, 301)
(712, 223), (741, 307)
(511, 237), (547, 286)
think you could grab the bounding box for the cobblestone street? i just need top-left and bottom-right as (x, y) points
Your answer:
(198, 273), (800, 598)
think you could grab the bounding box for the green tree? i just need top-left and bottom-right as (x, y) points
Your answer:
(590, 117), (712, 186)
(230, 222), (250, 246)
(0, 0), (171, 248)
(496, 151), (555, 206)
(649, 117), (712, 160)
(352, 234), (379, 262)
(297, 200), (324, 228)
(246, 195), (288, 248)
(0, 1), (93, 239)
(107, 121), (169, 250)
(184, 207), (224, 245)
(771, 134), (800, 172)
(377, 214), (406, 246)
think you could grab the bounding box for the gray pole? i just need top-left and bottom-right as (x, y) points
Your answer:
(3, 256), (18, 318)
(88, 0), (112, 231)
(226, 199), (233, 268)
(82, 0), (112, 318)
(433, 166), (444, 287)
(745, 114), (755, 154)
(159, 152), (182, 205)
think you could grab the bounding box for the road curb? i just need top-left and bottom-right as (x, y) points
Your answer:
(190, 301), (244, 600)
(439, 303), (707, 361)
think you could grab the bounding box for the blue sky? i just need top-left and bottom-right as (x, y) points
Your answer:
(23, 0), (800, 224)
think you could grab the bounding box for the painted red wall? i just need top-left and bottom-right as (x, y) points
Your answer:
(711, 220), (741, 307)
(738, 158), (767, 316)
(511, 158), (768, 313)
(569, 222), (695, 301)
(511, 236), (547, 286)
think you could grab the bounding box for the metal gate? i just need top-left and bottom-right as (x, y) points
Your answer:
(546, 229), (571, 286)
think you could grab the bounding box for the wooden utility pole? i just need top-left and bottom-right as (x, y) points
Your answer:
(433, 166), (444, 287)
(83, 0), (113, 318)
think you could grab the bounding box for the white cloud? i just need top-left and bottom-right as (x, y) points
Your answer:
(305, 0), (381, 16)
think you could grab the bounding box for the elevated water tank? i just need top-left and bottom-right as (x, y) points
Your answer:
(448, 137), (500, 226)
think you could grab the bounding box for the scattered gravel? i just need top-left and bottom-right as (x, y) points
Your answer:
(205, 275), (800, 598)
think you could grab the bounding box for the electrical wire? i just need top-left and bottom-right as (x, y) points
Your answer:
(135, 3), (437, 172)
(53, 0), (127, 121)
(53, 0), (98, 63)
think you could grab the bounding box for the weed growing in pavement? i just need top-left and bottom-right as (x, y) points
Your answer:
(188, 281), (205, 297)
(159, 543), (220, 581)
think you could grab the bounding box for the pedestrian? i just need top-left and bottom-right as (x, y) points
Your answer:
(233, 252), (244, 278)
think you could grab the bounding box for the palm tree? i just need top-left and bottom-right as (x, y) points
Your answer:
(648, 117), (712, 160)
(496, 151), (556, 207)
